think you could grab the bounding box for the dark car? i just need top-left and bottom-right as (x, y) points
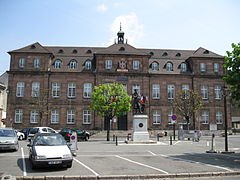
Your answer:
(59, 128), (90, 142)
(19, 128), (33, 140)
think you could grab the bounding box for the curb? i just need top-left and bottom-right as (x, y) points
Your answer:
(14, 171), (240, 180)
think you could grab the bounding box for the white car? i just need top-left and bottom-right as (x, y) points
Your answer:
(15, 130), (25, 140)
(27, 127), (57, 141)
(0, 128), (19, 151)
(28, 133), (73, 169)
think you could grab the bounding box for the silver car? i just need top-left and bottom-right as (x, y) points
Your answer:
(28, 133), (73, 169)
(0, 128), (19, 151)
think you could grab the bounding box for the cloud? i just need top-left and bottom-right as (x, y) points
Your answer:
(97, 4), (107, 13)
(108, 13), (144, 46)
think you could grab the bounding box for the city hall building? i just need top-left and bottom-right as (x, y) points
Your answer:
(6, 30), (231, 131)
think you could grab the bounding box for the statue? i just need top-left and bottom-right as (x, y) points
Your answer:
(131, 89), (147, 114)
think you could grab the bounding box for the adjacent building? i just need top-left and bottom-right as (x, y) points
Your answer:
(0, 72), (8, 127)
(6, 30), (231, 131)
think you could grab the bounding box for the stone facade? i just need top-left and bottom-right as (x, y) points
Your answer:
(5, 31), (231, 131)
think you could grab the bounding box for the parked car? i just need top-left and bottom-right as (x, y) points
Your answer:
(27, 133), (73, 169)
(19, 128), (33, 140)
(15, 130), (25, 140)
(59, 128), (90, 142)
(28, 127), (57, 141)
(0, 128), (19, 151)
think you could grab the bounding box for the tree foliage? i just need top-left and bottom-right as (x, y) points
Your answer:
(90, 83), (131, 120)
(223, 42), (240, 103)
(170, 90), (203, 126)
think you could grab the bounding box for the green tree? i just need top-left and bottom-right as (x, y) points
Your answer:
(90, 83), (131, 141)
(171, 90), (203, 130)
(223, 42), (240, 104)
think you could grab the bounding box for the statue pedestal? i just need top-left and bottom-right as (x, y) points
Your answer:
(132, 114), (149, 142)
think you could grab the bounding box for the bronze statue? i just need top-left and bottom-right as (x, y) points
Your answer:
(132, 89), (146, 114)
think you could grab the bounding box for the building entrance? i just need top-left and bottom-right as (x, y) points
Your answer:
(118, 114), (128, 130)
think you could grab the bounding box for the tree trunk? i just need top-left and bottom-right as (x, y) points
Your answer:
(106, 116), (110, 141)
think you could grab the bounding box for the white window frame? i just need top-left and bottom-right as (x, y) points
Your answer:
(15, 109), (23, 123)
(133, 60), (140, 70)
(216, 111), (223, 124)
(105, 60), (112, 69)
(30, 110), (39, 123)
(180, 63), (187, 72)
(214, 85), (221, 100)
(151, 62), (159, 71)
(85, 61), (92, 70)
(69, 60), (77, 69)
(19, 58), (25, 68)
(152, 84), (160, 99)
(153, 110), (161, 124)
(182, 84), (190, 99)
(16, 82), (25, 97)
(132, 84), (140, 94)
(34, 58), (40, 68)
(52, 82), (60, 98)
(83, 110), (91, 124)
(51, 110), (59, 124)
(214, 63), (219, 73)
(166, 62), (173, 71)
(200, 63), (206, 72)
(201, 111), (209, 124)
(67, 109), (75, 124)
(68, 83), (76, 98)
(167, 84), (175, 99)
(32, 82), (40, 97)
(201, 85), (208, 99)
(54, 59), (62, 69)
(83, 83), (92, 98)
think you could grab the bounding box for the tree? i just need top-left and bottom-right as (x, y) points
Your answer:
(223, 42), (240, 104)
(170, 90), (203, 130)
(90, 83), (131, 141)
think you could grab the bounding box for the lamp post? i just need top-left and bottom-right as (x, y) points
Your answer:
(222, 86), (229, 152)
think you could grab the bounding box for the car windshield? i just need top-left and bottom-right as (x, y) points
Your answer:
(29, 128), (38, 134)
(33, 135), (67, 146)
(0, 129), (16, 137)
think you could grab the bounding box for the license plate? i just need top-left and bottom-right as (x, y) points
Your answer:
(48, 161), (62, 165)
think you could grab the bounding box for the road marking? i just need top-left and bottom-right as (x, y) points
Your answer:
(21, 148), (27, 176)
(173, 141), (180, 145)
(73, 158), (99, 176)
(159, 154), (233, 172)
(147, 151), (156, 156)
(115, 155), (169, 174)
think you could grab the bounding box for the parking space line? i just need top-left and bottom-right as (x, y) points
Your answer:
(115, 155), (169, 174)
(147, 151), (156, 156)
(21, 147), (27, 176)
(73, 158), (99, 176)
(159, 154), (233, 172)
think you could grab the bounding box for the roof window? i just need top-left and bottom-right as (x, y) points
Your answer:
(58, 49), (64, 53)
(86, 49), (92, 54)
(176, 53), (181, 57)
(119, 47), (125, 51)
(203, 50), (209, 54)
(72, 49), (78, 54)
(162, 52), (168, 56)
(31, 45), (36, 49)
(150, 52), (154, 56)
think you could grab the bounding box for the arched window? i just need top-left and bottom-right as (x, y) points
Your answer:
(176, 53), (181, 57)
(162, 52), (168, 56)
(151, 62), (159, 71)
(69, 60), (77, 69)
(86, 49), (92, 54)
(166, 62), (173, 71)
(58, 49), (64, 53)
(85, 60), (92, 70)
(180, 63), (187, 72)
(72, 49), (78, 54)
(54, 59), (62, 69)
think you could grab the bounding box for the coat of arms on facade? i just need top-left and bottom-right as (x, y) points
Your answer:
(117, 60), (128, 72)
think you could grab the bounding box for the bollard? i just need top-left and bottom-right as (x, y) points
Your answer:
(206, 133), (217, 153)
(116, 136), (118, 146)
(157, 134), (159, 141)
(170, 135), (172, 145)
(113, 134), (115, 141)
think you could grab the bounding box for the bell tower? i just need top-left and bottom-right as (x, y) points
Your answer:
(117, 23), (124, 44)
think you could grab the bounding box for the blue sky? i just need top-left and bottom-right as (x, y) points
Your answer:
(0, 0), (239, 74)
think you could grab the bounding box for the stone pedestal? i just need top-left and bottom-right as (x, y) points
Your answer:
(132, 114), (149, 142)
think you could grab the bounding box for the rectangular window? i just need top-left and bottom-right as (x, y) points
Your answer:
(182, 84), (190, 98)
(15, 109), (23, 123)
(34, 58), (41, 68)
(30, 110), (39, 123)
(68, 83), (76, 98)
(201, 85), (208, 99)
(214, 63), (219, 73)
(167, 84), (175, 99)
(214, 85), (221, 99)
(105, 60), (112, 69)
(133, 60), (140, 70)
(200, 63), (206, 72)
(16, 82), (25, 97)
(52, 82), (60, 97)
(152, 84), (160, 99)
(83, 83), (92, 98)
(132, 84), (140, 94)
(201, 111), (209, 124)
(153, 110), (161, 124)
(32, 82), (40, 97)
(51, 110), (59, 124)
(83, 110), (91, 124)
(67, 109), (75, 124)
(216, 111), (223, 124)
(19, 58), (25, 68)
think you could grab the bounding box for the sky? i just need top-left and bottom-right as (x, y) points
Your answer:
(0, 0), (239, 75)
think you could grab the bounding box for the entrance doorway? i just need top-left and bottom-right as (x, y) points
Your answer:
(118, 114), (128, 130)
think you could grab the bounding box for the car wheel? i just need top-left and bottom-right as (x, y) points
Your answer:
(14, 143), (19, 151)
(19, 135), (23, 141)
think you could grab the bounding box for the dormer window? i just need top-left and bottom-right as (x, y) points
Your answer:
(180, 63), (187, 72)
(176, 53), (181, 57)
(19, 58), (25, 68)
(86, 49), (92, 54)
(85, 60), (92, 70)
(58, 49), (64, 54)
(54, 59), (62, 69)
(162, 52), (168, 56)
(69, 60), (77, 69)
(72, 49), (78, 54)
(119, 47), (125, 51)
(31, 45), (36, 49)
(150, 52), (154, 56)
(203, 50), (209, 54)
(165, 62), (173, 71)
(151, 62), (159, 71)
